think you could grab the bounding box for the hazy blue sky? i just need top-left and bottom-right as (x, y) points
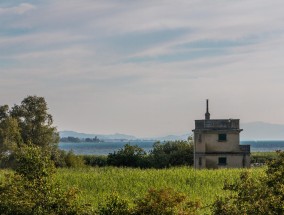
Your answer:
(1, 0), (284, 137)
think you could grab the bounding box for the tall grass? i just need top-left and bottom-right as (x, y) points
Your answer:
(0, 167), (265, 213)
(55, 167), (265, 213)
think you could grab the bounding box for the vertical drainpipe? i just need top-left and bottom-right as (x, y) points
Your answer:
(193, 132), (196, 169)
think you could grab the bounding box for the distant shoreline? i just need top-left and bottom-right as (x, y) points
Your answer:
(59, 140), (284, 155)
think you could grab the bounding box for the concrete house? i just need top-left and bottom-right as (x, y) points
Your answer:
(192, 100), (250, 169)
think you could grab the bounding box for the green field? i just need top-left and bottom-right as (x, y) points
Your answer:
(0, 166), (267, 213)
(51, 167), (264, 213)
(0, 150), (272, 214)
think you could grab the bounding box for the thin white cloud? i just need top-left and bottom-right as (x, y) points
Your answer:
(1, 0), (284, 136)
(0, 3), (36, 15)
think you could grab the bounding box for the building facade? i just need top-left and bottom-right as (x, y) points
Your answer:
(192, 100), (250, 169)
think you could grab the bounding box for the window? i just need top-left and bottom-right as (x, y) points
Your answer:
(198, 134), (202, 142)
(218, 157), (227, 165)
(218, 133), (227, 141)
(199, 157), (202, 166)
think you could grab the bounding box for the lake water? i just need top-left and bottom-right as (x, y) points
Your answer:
(59, 140), (284, 155)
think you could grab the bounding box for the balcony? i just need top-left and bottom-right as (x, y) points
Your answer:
(239, 145), (250, 154)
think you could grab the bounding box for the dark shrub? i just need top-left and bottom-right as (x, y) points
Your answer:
(150, 141), (193, 168)
(64, 150), (86, 168)
(107, 144), (148, 168)
(82, 155), (108, 167)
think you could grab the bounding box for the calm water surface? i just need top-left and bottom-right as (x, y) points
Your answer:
(59, 140), (284, 155)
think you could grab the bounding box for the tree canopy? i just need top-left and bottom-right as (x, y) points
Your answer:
(1, 95), (59, 146)
(0, 96), (59, 166)
(212, 150), (284, 214)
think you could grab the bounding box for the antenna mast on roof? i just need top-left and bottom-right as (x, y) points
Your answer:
(205, 99), (210, 120)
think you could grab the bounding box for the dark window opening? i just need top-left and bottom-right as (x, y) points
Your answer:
(198, 134), (202, 142)
(199, 157), (202, 166)
(218, 157), (227, 165)
(218, 133), (227, 141)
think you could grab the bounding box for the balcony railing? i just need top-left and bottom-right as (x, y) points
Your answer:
(239, 145), (250, 153)
(195, 119), (240, 130)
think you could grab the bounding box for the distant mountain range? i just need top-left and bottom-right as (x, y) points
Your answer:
(59, 131), (190, 141)
(59, 122), (284, 141)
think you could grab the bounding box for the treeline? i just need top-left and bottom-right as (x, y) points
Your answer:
(82, 146), (275, 168)
(60, 136), (101, 143)
(82, 141), (193, 168)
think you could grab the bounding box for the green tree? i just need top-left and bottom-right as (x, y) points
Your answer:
(10, 95), (59, 148)
(212, 151), (284, 215)
(0, 115), (23, 167)
(65, 150), (86, 168)
(150, 140), (193, 168)
(0, 117), (22, 153)
(0, 96), (61, 167)
(107, 144), (148, 167)
(0, 145), (92, 214)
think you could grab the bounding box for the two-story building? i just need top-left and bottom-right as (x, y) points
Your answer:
(192, 100), (250, 169)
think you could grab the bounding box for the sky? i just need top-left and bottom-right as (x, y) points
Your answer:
(1, 0), (284, 138)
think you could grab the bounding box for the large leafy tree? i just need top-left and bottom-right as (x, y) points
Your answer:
(6, 96), (59, 148)
(150, 140), (194, 168)
(0, 96), (59, 161)
(0, 105), (22, 162)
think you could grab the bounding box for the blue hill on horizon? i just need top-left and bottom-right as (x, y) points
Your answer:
(59, 122), (284, 141)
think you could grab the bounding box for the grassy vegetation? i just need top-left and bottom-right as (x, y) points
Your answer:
(52, 167), (264, 213)
(0, 169), (7, 182)
(0, 151), (274, 214)
(251, 151), (278, 164)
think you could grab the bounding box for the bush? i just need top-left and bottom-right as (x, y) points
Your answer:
(82, 155), (108, 167)
(133, 188), (201, 215)
(64, 150), (86, 168)
(0, 145), (92, 215)
(50, 148), (68, 168)
(212, 150), (284, 214)
(105, 141), (194, 169)
(150, 141), (193, 168)
(250, 152), (278, 165)
(97, 193), (130, 215)
(107, 144), (149, 168)
(98, 188), (201, 215)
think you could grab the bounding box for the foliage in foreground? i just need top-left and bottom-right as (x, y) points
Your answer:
(251, 151), (278, 165)
(0, 145), (91, 215)
(212, 150), (284, 214)
(98, 188), (201, 215)
(133, 188), (200, 215)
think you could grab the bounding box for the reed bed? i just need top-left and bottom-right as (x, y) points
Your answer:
(55, 167), (265, 212)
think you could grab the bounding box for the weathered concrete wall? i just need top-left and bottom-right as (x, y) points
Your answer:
(204, 132), (240, 152)
(194, 131), (241, 153)
(194, 132), (205, 152)
(194, 155), (206, 169)
(195, 154), (250, 169)
(193, 118), (250, 169)
(205, 154), (250, 169)
(193, 130), (250, 169)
